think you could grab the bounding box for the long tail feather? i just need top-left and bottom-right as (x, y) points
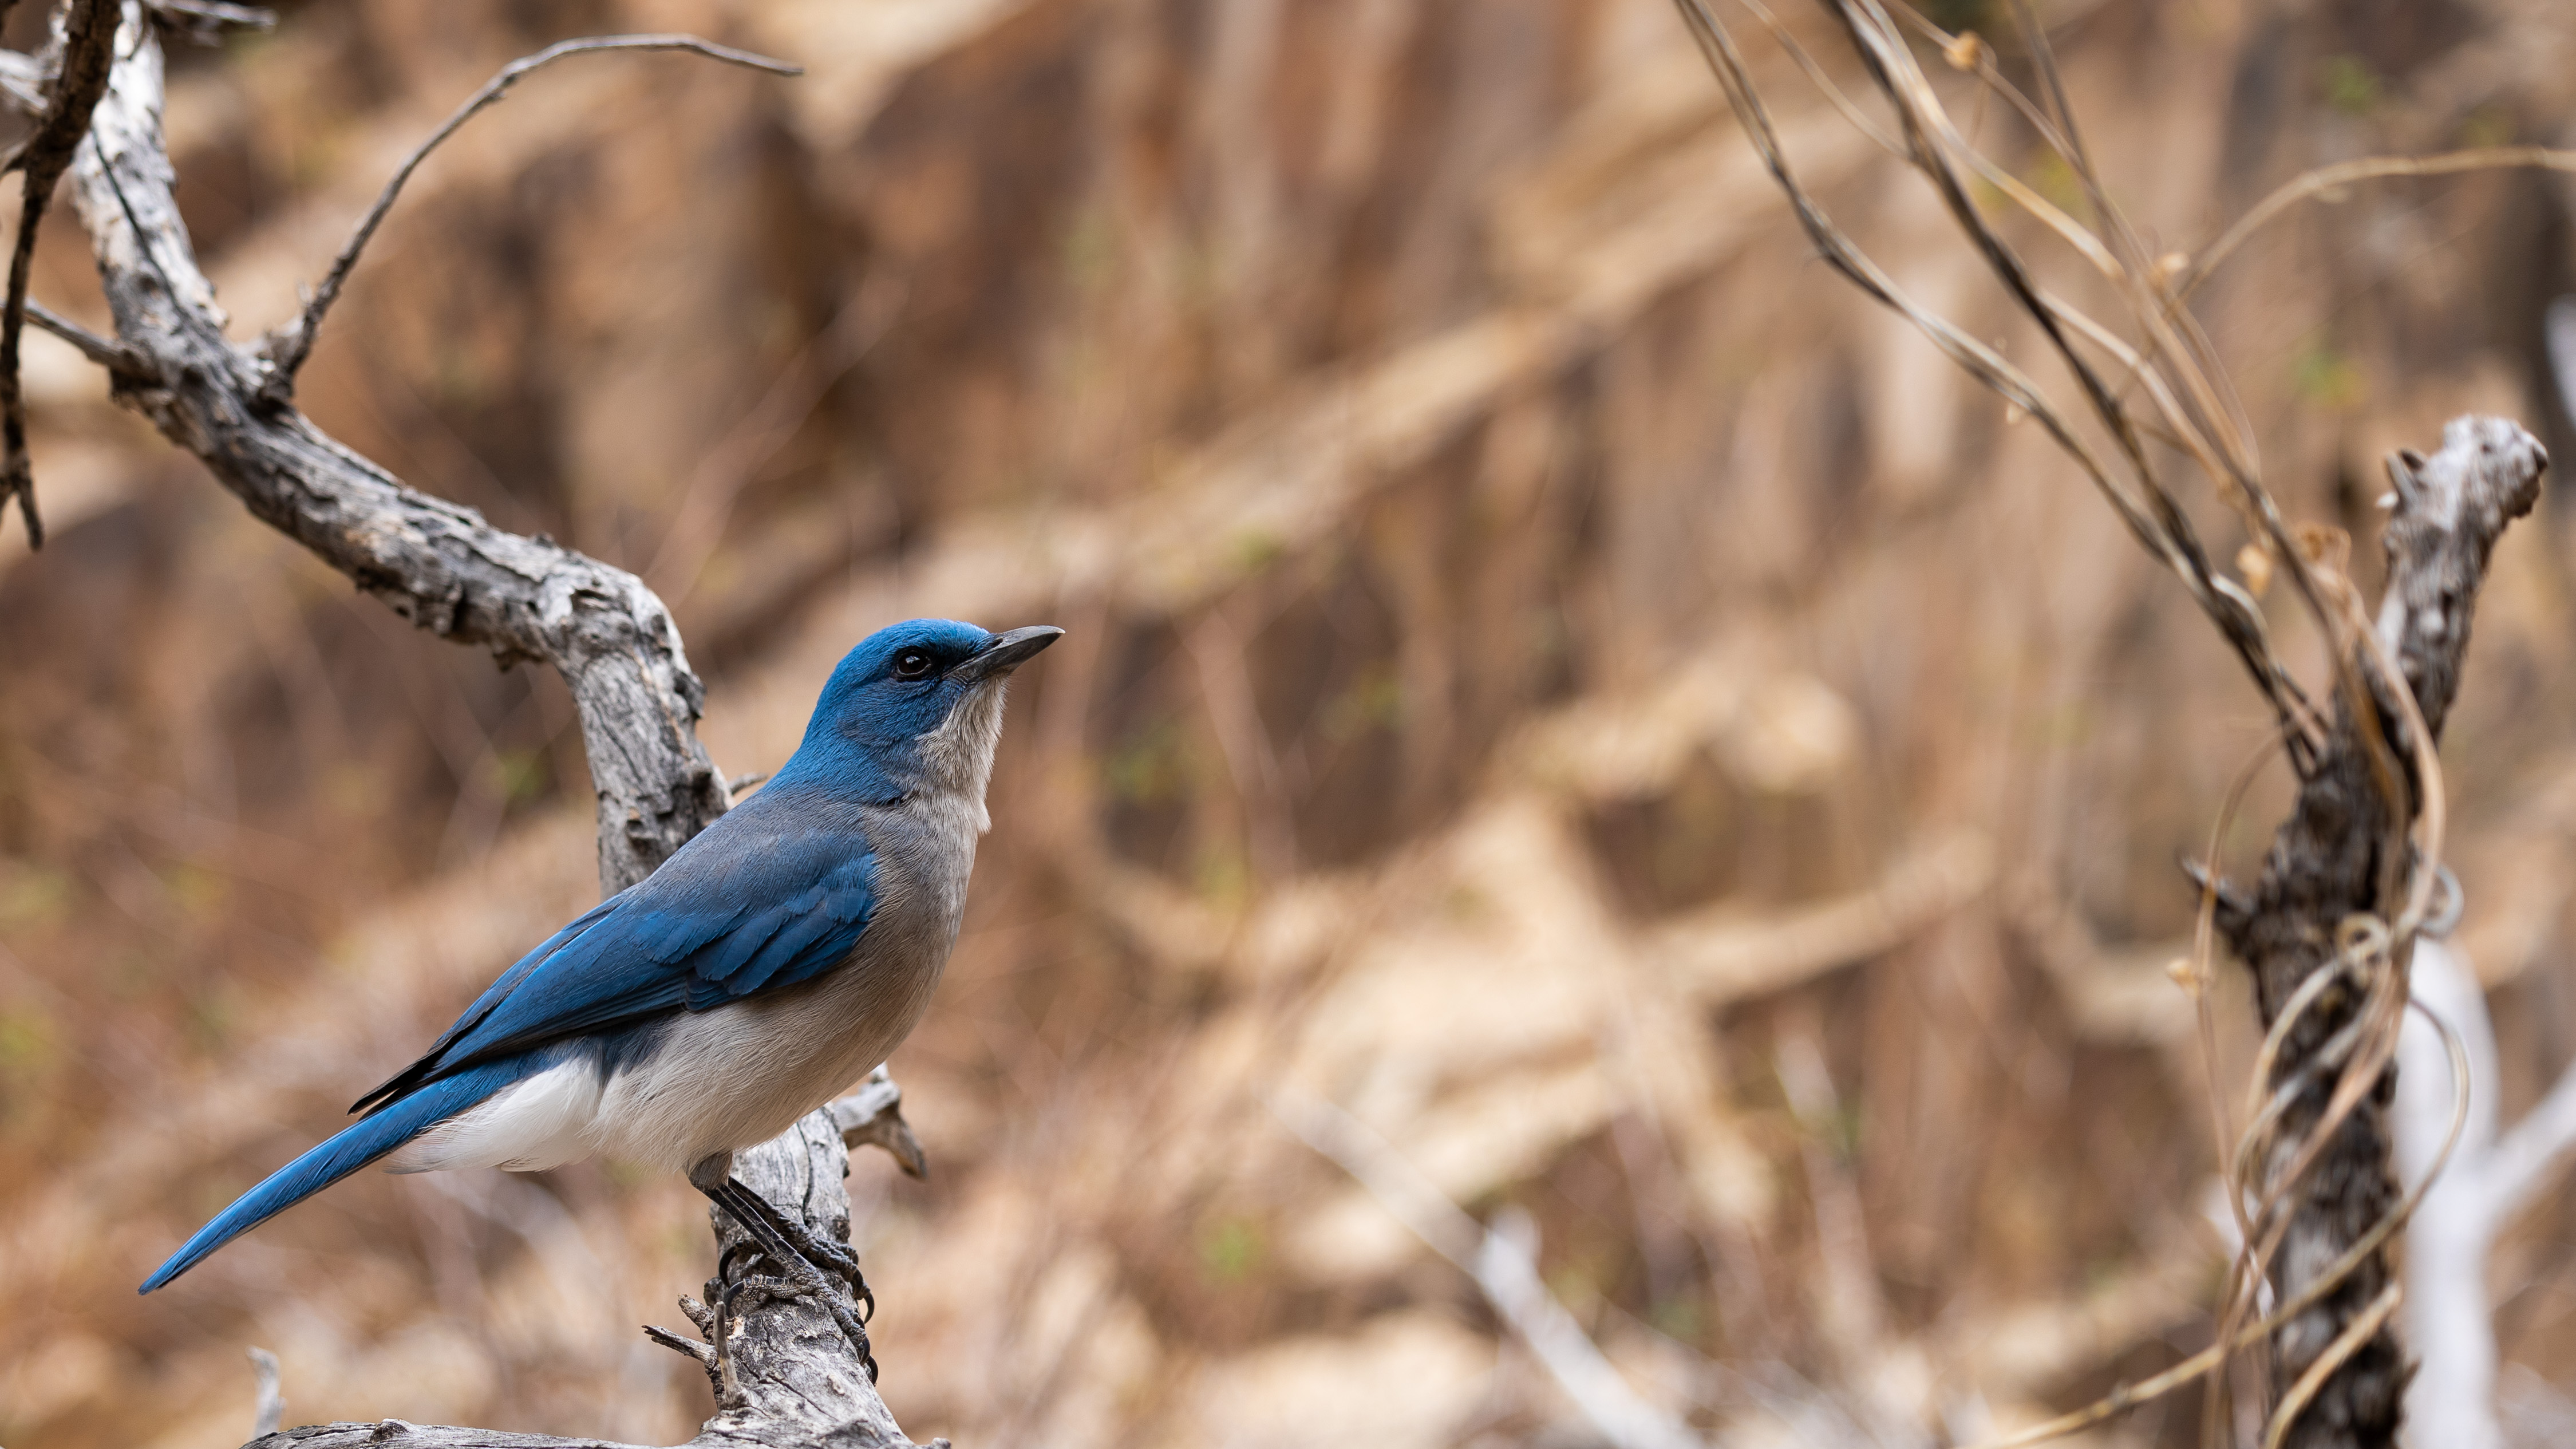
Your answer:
(140, 1057), (535, 1293)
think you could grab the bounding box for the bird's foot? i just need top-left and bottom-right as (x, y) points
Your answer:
(722, 1178), (874, 1316)
(704, 1179), (882, 1381)
(717, 1269), (879, 1382)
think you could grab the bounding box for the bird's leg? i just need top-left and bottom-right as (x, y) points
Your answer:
(714, 1176), (873, 1317)
(694, 1175), (879, 1381)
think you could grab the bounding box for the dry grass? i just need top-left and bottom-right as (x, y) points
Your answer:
(5, 2), (2576, 1448)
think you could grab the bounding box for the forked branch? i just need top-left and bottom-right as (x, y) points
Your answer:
(1662, 2), (2554, 1444)
(3, 6), (923, 1443)
(53, 6), (741, 896)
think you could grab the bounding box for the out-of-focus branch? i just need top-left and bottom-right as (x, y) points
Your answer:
(2398, 938), (2576, 1449)
(144, 0), (273, 45)
(1271, 1087), (1709, 1449)
(247, 1347), (283, 1438)
(0, 0), (120, 547)
(261, 34), (800, 395)
(25, 295), (137, 368)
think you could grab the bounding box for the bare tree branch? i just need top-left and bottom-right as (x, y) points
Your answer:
(57, 10), (736, 895)
(0, 0), (118, 546)
(244, 1087), (924, 1449)
(25, 294), (135, 368)
(260, 34), (802, 397)
(248, 1347), (285, 1439)
(2218, 418), (2547, 1449)
(145, 0), (274, 45)
(7, 13), (924, 1441)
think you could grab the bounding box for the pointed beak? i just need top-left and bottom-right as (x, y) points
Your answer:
(952, 625), (1064, 682)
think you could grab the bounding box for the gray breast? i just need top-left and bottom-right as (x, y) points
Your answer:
(580, 785), (986, 1170)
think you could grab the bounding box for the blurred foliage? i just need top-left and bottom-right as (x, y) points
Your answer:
(2, 1), (2575, 1447)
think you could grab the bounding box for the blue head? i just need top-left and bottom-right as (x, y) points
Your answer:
(774, 619), (1062, 801)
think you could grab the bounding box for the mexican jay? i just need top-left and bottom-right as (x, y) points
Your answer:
(139, 618), (1061, 1372)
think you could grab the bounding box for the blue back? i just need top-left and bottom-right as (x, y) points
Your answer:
(354, 619), (1001, 1111)
(141, 617), (1013, 1294)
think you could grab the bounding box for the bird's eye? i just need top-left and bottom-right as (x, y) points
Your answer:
(893, 650), (934, 680)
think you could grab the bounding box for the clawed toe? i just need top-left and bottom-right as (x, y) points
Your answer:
(702, 1178), (882, 1381)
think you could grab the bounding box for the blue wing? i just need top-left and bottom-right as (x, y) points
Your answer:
(351, 788), (878, 1115)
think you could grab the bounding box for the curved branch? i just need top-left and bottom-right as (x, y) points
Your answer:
(263, 34), (801, 393)
(0, 0), (120, 546)
(31, 13), (914, 1444)
(62, 10), (729, 897)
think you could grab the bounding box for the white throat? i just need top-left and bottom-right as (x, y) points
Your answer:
(914, 680), (1009, 831)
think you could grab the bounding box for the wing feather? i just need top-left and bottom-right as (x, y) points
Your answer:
(357, 800), (877, 1114)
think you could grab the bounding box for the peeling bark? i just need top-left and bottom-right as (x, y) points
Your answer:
(2218, 416), (2548, 1449)
(6, 7), (927, 1444)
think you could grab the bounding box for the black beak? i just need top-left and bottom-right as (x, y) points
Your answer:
(952, 625), (1064, 682)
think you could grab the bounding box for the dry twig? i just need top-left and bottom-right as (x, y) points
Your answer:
(260, 34), (803, 396)
(5, 7), (926, 1444)
(0, 0), (117, 546)
(53, 12), (754, 894)
(1664, 2), (2553, 1444)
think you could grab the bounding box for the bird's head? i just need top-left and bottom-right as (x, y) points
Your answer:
(783, 619), (1062, 804)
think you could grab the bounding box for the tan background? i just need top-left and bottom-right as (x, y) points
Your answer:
(6, 0), (2576, 1445)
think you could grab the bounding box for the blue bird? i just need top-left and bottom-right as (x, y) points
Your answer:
(140, 618), (1062, 1376)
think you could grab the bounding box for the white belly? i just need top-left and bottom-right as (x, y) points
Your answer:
(384, 789), (976, 1177)
(384, 948), (947, 1175)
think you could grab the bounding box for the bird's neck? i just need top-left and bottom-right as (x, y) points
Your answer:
(910, 680), (1008, 832)
(773, 681), (1009, 830)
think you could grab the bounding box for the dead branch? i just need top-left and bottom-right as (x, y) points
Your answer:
(0, 0), (117, 545)
(144, 0), (272, 46)
(53, 5), (733, 896)
(2396, 920), (2576, 1449)
(2216, 419), (2546, 1448)
(246, 1083), (924, 1449)
(3, 6), (929, 1444)
(261, 34), (801, 395)
(1661, 0), (2558, 1440)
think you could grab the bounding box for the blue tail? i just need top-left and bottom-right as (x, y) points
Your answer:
(140, 1056), (536, 1293)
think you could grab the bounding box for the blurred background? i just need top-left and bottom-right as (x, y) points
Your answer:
(5, 0), (2576, 1445)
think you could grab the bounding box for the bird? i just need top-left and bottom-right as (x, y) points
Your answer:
(139, 617), (1063, 1377)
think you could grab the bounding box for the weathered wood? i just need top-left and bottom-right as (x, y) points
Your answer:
(7, 7), (927, 1444)
(237, 1083), (926, 1449)
(0, 0), (117, 544)
(2218, 416), (2547, 1449)
(58, 5), (728, 899)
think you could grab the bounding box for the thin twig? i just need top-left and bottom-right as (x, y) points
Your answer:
(26, 296), (141, 370)
(1669, 0), (2325, 768)
(262, 34), (803, 393)
(247, 1345), (283, 1438)
(1, 0), (121, 546)
(1270, 1087), (1708, 1449)
(146, 0), (274, 43)
(2175, 148), (2576, 302)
